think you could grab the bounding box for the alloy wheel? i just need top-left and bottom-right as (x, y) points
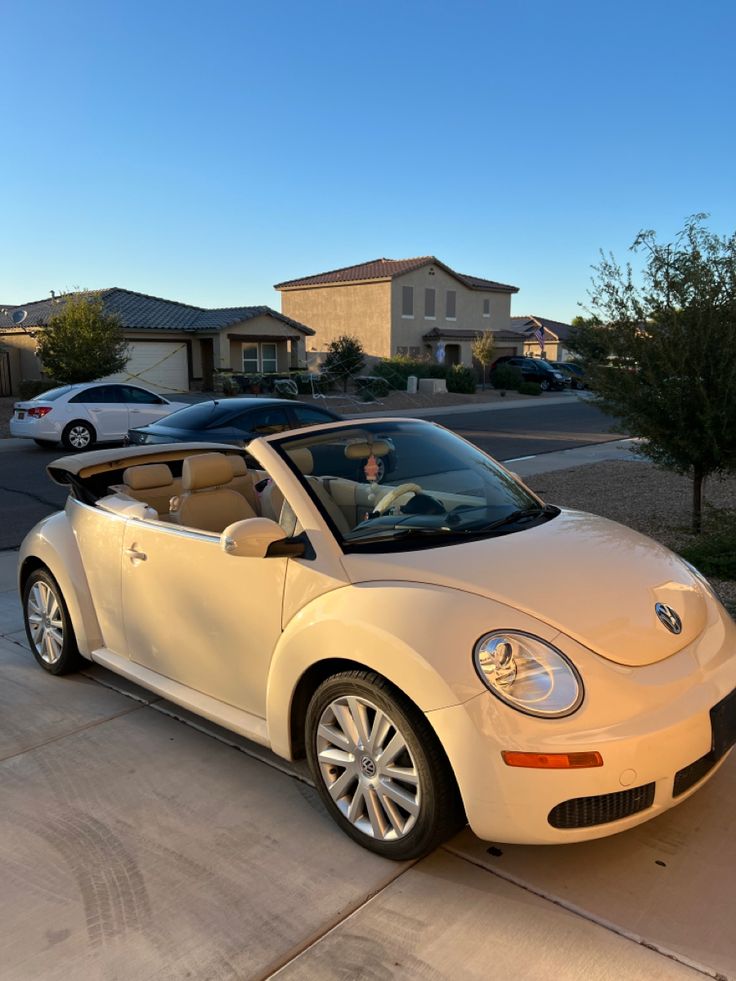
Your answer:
(68, 425), (92, 449)
(26, 580), (64, 664)
(316, 695), (421, 841)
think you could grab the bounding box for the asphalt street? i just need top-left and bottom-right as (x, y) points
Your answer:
(0, 399), (625, 550)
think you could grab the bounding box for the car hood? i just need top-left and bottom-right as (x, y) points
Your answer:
(341, 509), (709, 667)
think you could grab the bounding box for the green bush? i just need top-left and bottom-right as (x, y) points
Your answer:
(446, 364), (477, 394)
(19, 378), (62, 400)
(490, 365), (523, 390)
(518, 381), (542, 396)
(680, 513), (736, 581)
(355, 376), (391, 401)
(374, 358), (433, 389)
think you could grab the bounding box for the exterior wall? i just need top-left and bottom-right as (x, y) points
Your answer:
(279, 281), (392, 360)
(0, 330), (43, 388)
(224, 315), (300, 373)
(523, 339), (564, 361)
(390, 265), (513, 360)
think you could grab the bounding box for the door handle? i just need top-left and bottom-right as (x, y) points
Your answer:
(125, 547), (147, 562)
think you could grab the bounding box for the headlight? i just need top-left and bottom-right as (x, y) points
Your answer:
(473, 631), (583, 718)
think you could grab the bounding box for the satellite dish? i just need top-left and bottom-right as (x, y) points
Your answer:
(12, 309), (27, 325)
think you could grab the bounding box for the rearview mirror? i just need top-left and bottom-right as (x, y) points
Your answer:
(221, 518), (304, 558)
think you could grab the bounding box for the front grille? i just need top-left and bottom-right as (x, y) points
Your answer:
(548, 783), (655, 829)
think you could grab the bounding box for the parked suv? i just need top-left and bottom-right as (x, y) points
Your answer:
(490, 357), (566, 391)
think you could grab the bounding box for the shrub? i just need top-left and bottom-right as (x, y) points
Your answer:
(679, 512), (736, 581)
(374, 357), (432, 389)
(446, 364), (476, 394)
(36, 291), (129, 383)
(19, 378), (62, 400)
(490, 365), (523, 390)
(518, 381), (542, 396)
(355, 376), (391, 401)
(322, 335), (366, 392)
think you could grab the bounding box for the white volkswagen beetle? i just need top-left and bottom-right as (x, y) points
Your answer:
(18, 419), (736, 860)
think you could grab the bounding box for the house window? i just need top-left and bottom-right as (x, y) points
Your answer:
(482, 299), (491, 318)
(424, 288), (436, 319)
(242, 342), (259, 372)
(446, 290), (456, 320)
(396, 346), (409, 356)
(261, 342), (278, 373)
(242, 342), (278, 373)
(402, 286), (414, 318)
(409, 346), (421, 358)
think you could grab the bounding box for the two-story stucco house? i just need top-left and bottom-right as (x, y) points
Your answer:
(275, 257), (522, 367)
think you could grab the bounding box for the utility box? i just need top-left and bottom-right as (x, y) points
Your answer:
(406, 375), (418, 394)
(418, 378), (448, 395)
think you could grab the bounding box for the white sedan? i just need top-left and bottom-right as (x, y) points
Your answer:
(10, 381), (179, 450)
(18, 418), (736, 859)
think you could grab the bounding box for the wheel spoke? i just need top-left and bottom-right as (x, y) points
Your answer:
(346, 696), (371, 749)
(332, 702), (359, 748)
(364, 786), (387, 838)
(318, 746), (354, 767)
(377, 730), (406, 768)
(318, 721), (352, 752)
(367, 710), (392, 755)
(379, 777), (419, 816)
(327, 767), (357, 802)
(382, 764), (418, 785)
(346, 784), (365, 823)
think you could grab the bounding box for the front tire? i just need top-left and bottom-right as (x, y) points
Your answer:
(539, 378), (550, 391)
(62, 420), (96, 451)
(23, 569), (83, 675)
(306, 670), (464, 860)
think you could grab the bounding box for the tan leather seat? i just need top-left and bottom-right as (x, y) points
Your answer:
(260, 447), (351, 536)
(109, 463), (180, 515)
(227, 456), (258, 512)
(173, 453), (256, 533)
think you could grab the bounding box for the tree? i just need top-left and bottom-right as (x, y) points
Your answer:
(471, 330), (495, 390)
(322, 334), (366, 393)
(37, 291), (129, 383)
(567, 215), (736, 533)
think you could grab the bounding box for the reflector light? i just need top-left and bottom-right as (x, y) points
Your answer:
(28, 406), (52, 418)
(502, 751), (603, 769)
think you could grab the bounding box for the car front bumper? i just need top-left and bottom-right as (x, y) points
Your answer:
(428, 608), (736, 844)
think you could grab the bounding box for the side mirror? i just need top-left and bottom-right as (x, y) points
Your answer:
(221, 517), (304, 558)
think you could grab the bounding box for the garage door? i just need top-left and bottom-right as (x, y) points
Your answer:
(102, 341), (189, 393)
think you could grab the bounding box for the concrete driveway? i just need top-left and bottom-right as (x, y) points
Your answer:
(1, 544), (734, 980)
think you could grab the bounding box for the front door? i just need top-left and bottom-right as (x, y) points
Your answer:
(120, 519), (288, 718)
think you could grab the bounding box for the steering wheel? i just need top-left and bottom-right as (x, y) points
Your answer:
(372, 483), (423, 515)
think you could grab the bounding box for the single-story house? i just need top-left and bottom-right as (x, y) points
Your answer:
(508, 316), (574, 362)
(0, 288), (315, 395)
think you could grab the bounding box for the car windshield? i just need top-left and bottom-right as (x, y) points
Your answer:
(151, 401), (238, 430)
(32, 386), (72, 401)
(272, 420), (556, 552)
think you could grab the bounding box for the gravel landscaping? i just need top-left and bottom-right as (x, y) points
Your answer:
(527, 460), (736, 613)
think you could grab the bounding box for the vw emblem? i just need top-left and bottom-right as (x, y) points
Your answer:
(655, 603), (682, 635)
(360, 755), (376, 777)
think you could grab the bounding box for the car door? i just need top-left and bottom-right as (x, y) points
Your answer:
(68, 385), (130, 440)
(120, 518), (288, 718)
(121, 385), (174, 428)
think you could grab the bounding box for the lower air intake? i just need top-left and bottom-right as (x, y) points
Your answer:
(548, 783), (655, 829)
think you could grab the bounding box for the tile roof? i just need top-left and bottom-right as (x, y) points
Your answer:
(0, 288), (314, 335)
(510, 315), (572, 341)
(275, 256), (518, 293)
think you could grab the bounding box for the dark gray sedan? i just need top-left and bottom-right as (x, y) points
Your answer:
(127, 398), (341, 446)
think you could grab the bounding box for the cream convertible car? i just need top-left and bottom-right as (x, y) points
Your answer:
(19, 419), (736, 860)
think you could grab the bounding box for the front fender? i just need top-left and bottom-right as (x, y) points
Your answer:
(18, 508), (102, 658)
(266, 581), (560, 759)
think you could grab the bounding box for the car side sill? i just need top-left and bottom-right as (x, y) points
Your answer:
(90, 648), (270, 748)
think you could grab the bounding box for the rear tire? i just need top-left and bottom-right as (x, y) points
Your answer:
(23, 569), (83, 675)
(539, 379), (550, 392)
(306, 670), (465, 860)
(62, 420), (96, 451)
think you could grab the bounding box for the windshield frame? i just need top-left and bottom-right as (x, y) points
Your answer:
(269, 419), (553, 554)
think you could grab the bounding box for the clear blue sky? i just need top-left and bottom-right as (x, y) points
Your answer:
(2, 0), (734, 322)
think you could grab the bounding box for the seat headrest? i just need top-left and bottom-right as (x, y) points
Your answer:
(344, 439), (391, 460)
(287, 447), (314, 474)
(123, 463), (174, 490)
(183, 453), (234, 492)
(229, 456), (248, 476)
